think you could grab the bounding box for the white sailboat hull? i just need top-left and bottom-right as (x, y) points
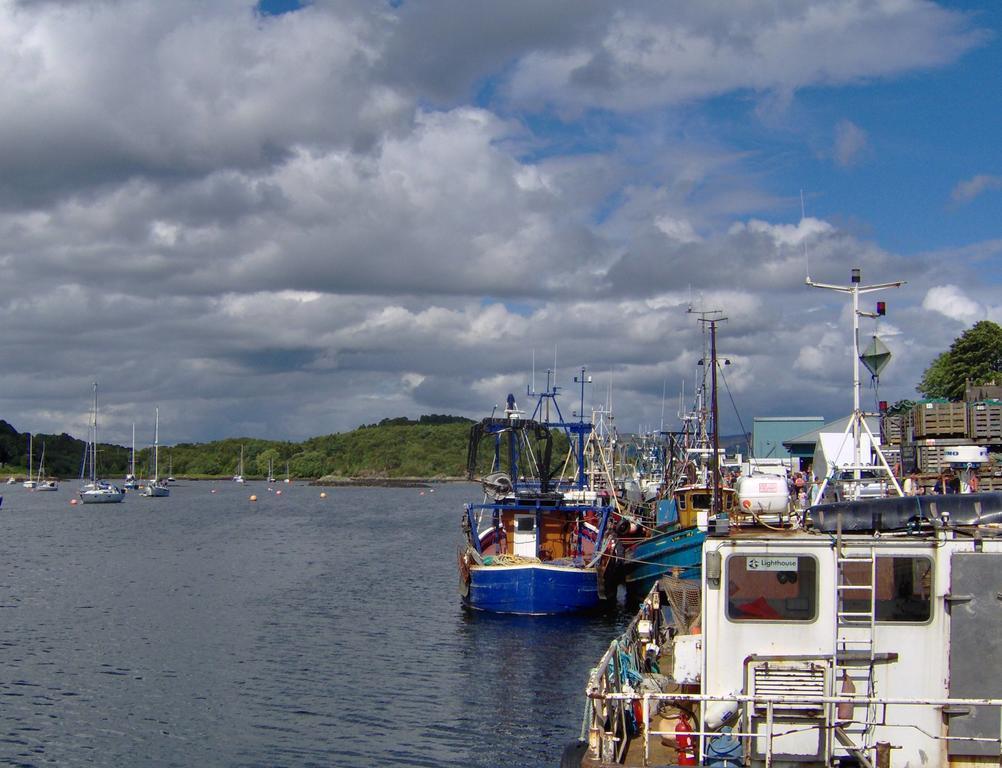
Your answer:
(141, 482), (169, 497)
(79, 486), (124, 503)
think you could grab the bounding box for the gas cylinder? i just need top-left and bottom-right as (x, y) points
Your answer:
(675, 712), (697, 766)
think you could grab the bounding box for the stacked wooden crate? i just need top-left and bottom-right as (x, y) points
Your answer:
(900, 443), (948, 473)
(880, 413), (906, 444)
(968, 401), (1002, 442)
(912, 402), (968, 439)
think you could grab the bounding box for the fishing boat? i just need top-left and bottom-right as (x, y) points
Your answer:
(565, 490), (1002, 767)
(78, 383), (124, 504)
(124, 423), (139, 489)
(22, 433), (36, 489)
(34, 442), (58, 491)
(617, 313), (741, 600)
(459, 371), (618, 615)
(141, 408), (169, 498)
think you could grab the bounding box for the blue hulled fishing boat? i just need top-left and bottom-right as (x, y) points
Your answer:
(459, 372), (617, 615)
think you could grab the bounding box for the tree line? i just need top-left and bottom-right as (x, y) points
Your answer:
(0, 417), (478, 480)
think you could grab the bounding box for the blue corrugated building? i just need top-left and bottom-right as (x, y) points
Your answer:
(753, 416), (825, 461)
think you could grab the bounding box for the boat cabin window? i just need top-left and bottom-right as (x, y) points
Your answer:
(840, 556), (933, 623)
(515, 515), (535, 533)
(727, 555), (818, 622)
(690, 493), (711, 509)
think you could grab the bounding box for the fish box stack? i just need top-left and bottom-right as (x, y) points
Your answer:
(880, 412), (906, 444)
(912, 401), (968, 439)
(968, 401), (1002, 442)
(900, 443), (949, 474)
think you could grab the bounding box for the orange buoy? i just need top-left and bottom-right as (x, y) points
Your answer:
(249, 494), (258, 502)
(320, 492), (327, 498)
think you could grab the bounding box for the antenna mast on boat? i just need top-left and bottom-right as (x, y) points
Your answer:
(806, 267), (905, 500)
(695, 313), (727, 520)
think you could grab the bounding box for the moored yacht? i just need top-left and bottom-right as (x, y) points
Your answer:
(78, 383), (124, 504)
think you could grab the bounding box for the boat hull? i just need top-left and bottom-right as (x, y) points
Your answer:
(79, 490), (124, 503)
(622, 526), (705, 599)
(464, 562), (601, 615)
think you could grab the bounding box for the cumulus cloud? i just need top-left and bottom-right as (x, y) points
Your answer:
(921, 285), (984, 324)
(0, 0), (994, 444)
(951, 174), (1002, 204)
(502, 1), (984, 111)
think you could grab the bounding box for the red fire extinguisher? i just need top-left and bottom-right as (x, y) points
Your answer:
(675, 711), (697, 766)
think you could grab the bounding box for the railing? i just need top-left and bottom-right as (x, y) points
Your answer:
(582, 689), (1002, 766)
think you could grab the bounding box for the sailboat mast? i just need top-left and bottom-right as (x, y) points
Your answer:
(92, 382), (98, 483)
(154, 408), (160, 481)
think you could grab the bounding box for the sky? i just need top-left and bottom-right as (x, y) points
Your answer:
(1, 0), (1001, 446)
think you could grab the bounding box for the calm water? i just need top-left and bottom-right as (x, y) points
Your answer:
(0, 481), (627, 766)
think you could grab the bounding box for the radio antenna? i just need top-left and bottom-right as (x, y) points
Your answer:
(801, 189), (811, 282)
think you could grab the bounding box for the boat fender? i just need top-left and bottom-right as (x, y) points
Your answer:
(704, 697), (739, 730)
(674, 712), (698, 765)
(837, 670), (855, 722)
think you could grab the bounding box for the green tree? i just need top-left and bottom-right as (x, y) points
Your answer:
(917, 320), (1002, 399)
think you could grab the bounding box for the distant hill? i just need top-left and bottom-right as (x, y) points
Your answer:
(0, 416), (477, 481)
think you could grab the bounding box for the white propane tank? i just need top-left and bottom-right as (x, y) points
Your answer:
(735, 474), (789, 516)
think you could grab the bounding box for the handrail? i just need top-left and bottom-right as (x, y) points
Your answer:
(583, 689), (1002, 764)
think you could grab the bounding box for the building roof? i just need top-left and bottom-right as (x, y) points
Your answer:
(782, 414), (881, 449)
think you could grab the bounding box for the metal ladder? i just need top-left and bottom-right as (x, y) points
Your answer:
(833, 518), (877, 764)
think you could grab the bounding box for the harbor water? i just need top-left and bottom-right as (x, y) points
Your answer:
(0, 481), (626, 766)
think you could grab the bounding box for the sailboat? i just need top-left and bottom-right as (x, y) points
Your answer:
(123, 423), (139, 489)
(167, 453), (175, 483)
(35, 442), (58, 491)
(22, 433), (36, 489)
(284, 460), (291, 484)
(233, 446), (245, 483)
(142, 408), (169, 497)
(78, 382), (124, 504)
(267, 457), (276, 484)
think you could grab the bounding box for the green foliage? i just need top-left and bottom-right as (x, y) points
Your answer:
(917, 321), (1002, 400)
(0, 416), (477, 480)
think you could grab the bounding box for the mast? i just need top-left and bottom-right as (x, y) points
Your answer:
(131, 423), (136, 477)
(91, 382), (98, 483)
(153, 408), (160, 482)
(806, 267), (905, 499)
(699, 314), (726, 518)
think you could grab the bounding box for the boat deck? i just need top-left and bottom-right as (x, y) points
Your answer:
(583, 647), (688, 767)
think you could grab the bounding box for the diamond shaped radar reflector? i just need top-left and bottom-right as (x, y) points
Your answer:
(860, 335), (891, 377)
